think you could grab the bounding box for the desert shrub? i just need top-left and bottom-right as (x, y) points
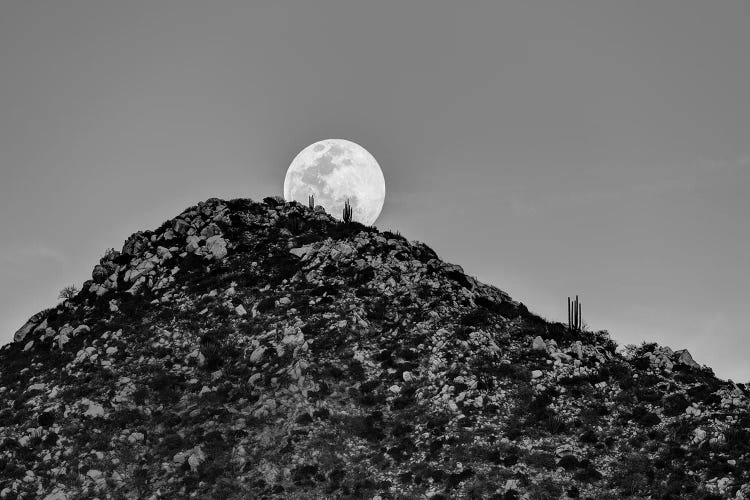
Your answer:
(573, 465), (602, 483)
(0, 457), (26, 479)
(558, 454), (579, 471)
(327, 220), (368, 239)
(579, 429), (598, 444)
(381, 230), (405, 241)
(528, 478), (563, 500)
(367, 299), (388, 321)
(111, 408), (147, 429)
(545, 415), (567, 434)
(662, 393), (690, 416)
(461, 307), (491, 327)
(58, 285), (80, 300)
(474, 296), (521, 320)
(610, 453), (653, 496)
(132, 387), (149, 405)
(544, 322), (570, 342)
(669, 419), (695, 441)
(445, 468), (474, 489)
(686, 384), (721, 405)
(347, 359), (366, 381)
(628, 405), (661, 427)
(525, 451), (556, 470)
(149, 372), (184, 402)
(597, 361), (633, 385)
(525, 389), (556, 424)
(632, 357), (651, 370)
(257, 297), (276, 313)
(634, 387), (662, 403)
(640, 342), (658, 354)
(341, 413), (385, 442)
(38, 411), (55, 427)
(722, 425), (750, 453)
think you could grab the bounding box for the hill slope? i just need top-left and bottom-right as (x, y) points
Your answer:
(1, 196), (749, 500)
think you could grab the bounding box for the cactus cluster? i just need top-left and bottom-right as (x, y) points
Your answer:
(343, 198), (353, 223)
(308, 194), (315, 210)
(568, 295), (582, 332)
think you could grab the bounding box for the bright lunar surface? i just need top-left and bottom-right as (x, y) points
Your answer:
(284, 139), (386, 226)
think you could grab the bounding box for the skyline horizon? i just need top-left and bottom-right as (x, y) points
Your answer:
(2, 189), (743, 383)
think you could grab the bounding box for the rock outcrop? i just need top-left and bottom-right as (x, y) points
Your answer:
(1, 196), (749, 499)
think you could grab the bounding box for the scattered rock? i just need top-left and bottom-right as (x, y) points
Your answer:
(532, 335), (547, 352)
(205, 235), (228, 260)
(1, 196), (745, 500)
(83, 400), (106, 418)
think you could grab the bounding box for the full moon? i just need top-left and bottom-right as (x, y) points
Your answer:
(283, 139), (386, 226)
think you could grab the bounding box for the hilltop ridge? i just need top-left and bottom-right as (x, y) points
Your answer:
(1, 196), (749, 499)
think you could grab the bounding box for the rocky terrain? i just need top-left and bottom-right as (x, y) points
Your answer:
(1, 196), (749, 499)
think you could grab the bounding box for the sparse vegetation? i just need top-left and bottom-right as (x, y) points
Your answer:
(342, 198), (353, 223)
(58, 285), (80, 300)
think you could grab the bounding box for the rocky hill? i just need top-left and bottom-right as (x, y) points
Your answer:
(1, 196), (749, 500)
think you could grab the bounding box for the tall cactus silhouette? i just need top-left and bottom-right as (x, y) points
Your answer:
(343, 198), (353, 223)
(568, 295), (582, 333)
(308, 194), (315, 209)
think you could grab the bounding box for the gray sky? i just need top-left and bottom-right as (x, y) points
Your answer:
(1, 1), (748, 381)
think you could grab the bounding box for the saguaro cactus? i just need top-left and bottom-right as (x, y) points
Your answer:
(343, 198), (353, 223)
(308, 194), (315, 209)
(568, 295), (582, 333)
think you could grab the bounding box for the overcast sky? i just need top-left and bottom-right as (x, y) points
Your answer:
(1, 1), (748, 381)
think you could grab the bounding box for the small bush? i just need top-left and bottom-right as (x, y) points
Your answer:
(558, 454), (579, 471)
(662, 393), (690, 416)
(610, 453), (654, 496)
(58, 285), (80, 300)
(573, 465), (603, 483)
(525, 451), (556, 470)
(528, 478), (563, 500)
(257, 297), (276, 313)
(460, 307), (491, 328)
(629, 405), (661, 427)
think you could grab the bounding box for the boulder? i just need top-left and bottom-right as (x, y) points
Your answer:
(674, 349), (700, 369)
(532, 336), (547, 352)
(14, 309), (50, 343)
(200, 223), (222, 238)
(173, 219), (190, 235)
(156, 246), (172, 260)
(185, 235), (201, 253)
(57, 325), (74, 350)
(73, 324), (90, 336)
(290, 245), (315, 260)
(205, 235), (228, 260)
(187, 447), (206, 472)
(249, 347), (266, 363)
(83, 400), (106, 418)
